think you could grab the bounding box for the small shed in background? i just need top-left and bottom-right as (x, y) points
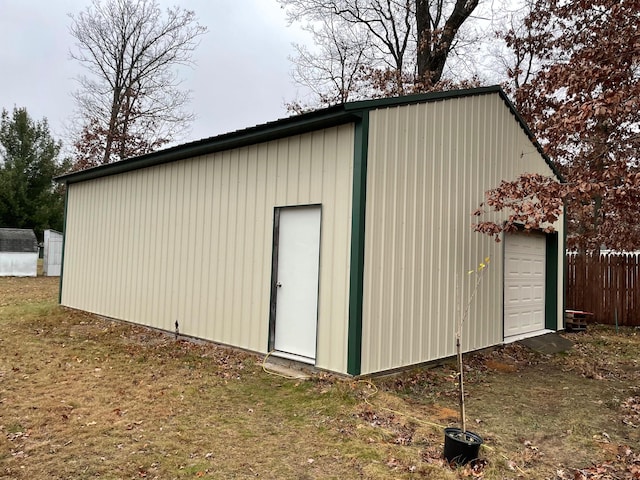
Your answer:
(0, 228), (39, 277)
(43, 229), (63, 276)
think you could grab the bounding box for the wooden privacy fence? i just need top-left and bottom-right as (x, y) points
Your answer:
(566, 253), (640, 327)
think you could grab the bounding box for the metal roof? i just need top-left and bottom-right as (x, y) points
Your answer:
(56, 85), (560, 185)
(0, 228), (39, 253)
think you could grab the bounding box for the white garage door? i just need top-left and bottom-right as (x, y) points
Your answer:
(504, 232), (546, 340)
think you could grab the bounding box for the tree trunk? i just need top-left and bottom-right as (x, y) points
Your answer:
(415, 0), (432, 81)
(457, 336), (467, 434)
(415, 0), (479, 85)
(103, 88), (122, 165)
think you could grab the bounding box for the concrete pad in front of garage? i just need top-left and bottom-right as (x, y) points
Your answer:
(519, 332), (574, 355)
(263, 362), (311, 380)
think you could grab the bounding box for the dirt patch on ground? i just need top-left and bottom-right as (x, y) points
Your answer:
(1, 277), (639, 479)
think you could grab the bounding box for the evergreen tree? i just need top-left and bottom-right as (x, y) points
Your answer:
(0, 107), (69, 239)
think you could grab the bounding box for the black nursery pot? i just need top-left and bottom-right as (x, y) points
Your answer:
(443, 427), (483, 465)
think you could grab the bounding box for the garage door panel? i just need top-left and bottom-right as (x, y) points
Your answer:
(505, 285), (521, 298)
(506, 283), (543, 301)
(522, 310), (544, 331)
(520, 259), (533, 275)
(533, 285), (544, 302)
(532, 260), (544, 276)
(504, 232), (546, 339)
(505, 311), (521, 326)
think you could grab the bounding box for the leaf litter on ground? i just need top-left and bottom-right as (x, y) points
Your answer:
(1, 277), (639, 479)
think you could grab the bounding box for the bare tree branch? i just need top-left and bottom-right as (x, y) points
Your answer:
(69, 0), (207, 167)
(280, 0), (480, 106)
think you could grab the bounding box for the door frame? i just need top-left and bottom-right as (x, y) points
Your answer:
(268, 204), (322, 358)
(545, 231), (559, 330)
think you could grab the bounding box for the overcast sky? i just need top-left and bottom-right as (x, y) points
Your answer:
(0, 1), (521, 154)
(0, 0), (309, 148)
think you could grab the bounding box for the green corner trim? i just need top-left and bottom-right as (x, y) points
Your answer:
(545, 232), (559, 330)
(347, 112), (369, 376)
(561, 203), (567, 328)
(58, 186), (68, 305)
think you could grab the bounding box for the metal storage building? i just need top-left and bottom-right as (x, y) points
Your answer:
(43, 229), (63, 276)
(56, 86), (564, 376)
(0, 228), (39, 277)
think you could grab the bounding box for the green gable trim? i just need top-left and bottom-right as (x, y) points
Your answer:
(56, 86), (559, 187)
(545, 232), (559, 330)
(347, 112), (369, 376)
(56, 109), (361, 185)
(342, 86), (561, 182)
(343, 85), (502, 111)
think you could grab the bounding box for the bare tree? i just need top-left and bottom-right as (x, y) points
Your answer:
(288, 16), (372, 111)
(69, 0), (207, 167)
(280, 0), (479, 105)
(489, 0), (552, 94)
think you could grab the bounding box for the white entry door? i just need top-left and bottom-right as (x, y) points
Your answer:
(504, 232), (546, 340)
(273, 206), (321, 363)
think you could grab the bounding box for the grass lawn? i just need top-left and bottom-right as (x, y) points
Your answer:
(1, 277), (639, 479)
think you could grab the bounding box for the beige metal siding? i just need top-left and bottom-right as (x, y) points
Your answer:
(62, 125), (354, 373)
(360, 93), (564, 374)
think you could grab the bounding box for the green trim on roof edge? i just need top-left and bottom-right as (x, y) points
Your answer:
(345, 85), (562, 182)
(56, 85), (560, 185)
(343, 85), (501, 111)
(57, 108), (359, 185)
